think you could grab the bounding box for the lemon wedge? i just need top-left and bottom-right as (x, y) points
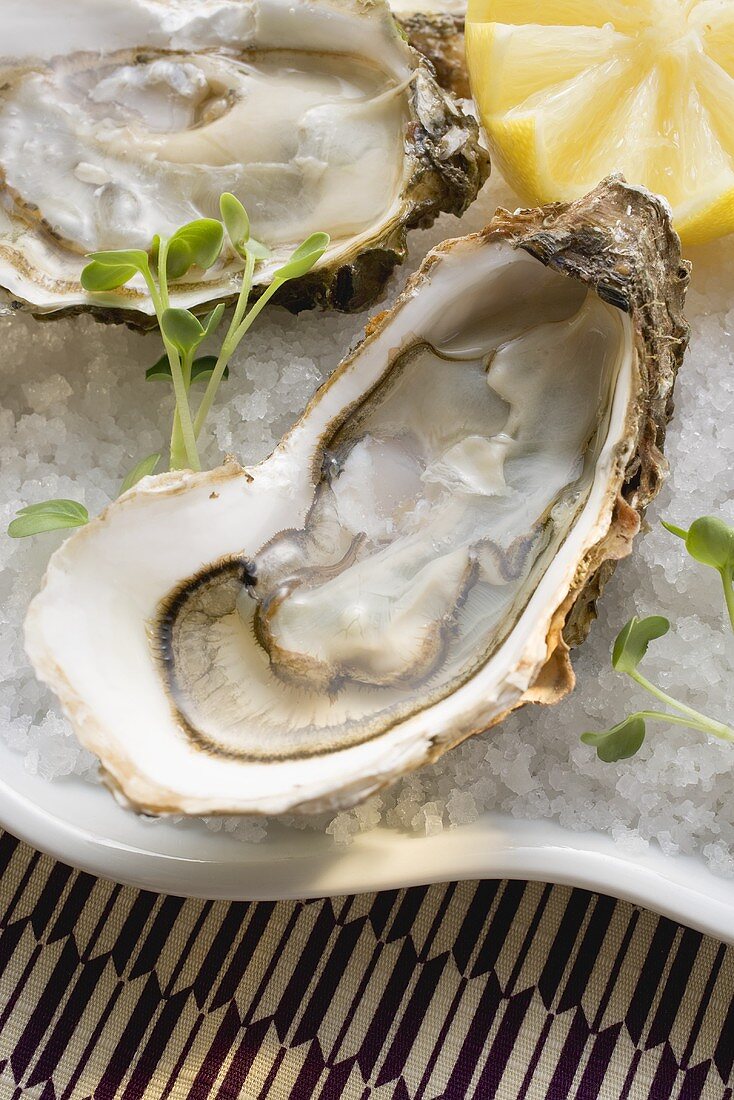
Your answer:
(466, 0), (734, 244)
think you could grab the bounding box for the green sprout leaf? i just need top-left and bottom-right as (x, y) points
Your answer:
(86, 249), (150, 270)
(146, 354), (227, 385)
(167, 219), (224, 279)
(663, 515), (734, 631)
(8, 499), (89, 539)
(220, 193), (250, 250)
(202, 303), (225, 338)
(581, 715), (647, 762)
(611, 615), (670, 675)
(189, 356), (226, 385)
(119, 453), (161, 495)
(159, 304), (223, 361)
(274, 232), (330, 282)
(581, 606), (734, 763)
(664, 515), (734, 571)
(81, 248), (152, 292)
(161, 308), (206, 357)
(220, 194), (270, 263)
(81, 262), (139, 292)
(246, 238), (270, 262)
(145, 353), (175, 383)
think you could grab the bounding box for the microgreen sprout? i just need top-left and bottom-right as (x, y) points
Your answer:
(82, 222), (224, 472)
(581, 615), (734, 762)
(190, 196), (328, 440)
(119, 453), (162, 496)
(82, 194), (327, 470)
(8, 195), (329, 538)
(8, 499), (89, 539)
(662, 516), (734, 631)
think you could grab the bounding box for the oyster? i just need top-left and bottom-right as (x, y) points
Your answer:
(393, 0), (468, 98)
(24, 177), (688, 817)
(0, 0), (486, 321)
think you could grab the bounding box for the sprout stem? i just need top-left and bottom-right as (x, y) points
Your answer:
(232, 250), (256, 330)
(631, 670), (734, 741)
(154, 240), (200, 471)
(722, 564), (734, 633)
(193, 256), (273, 440)
(232, 277), (282, 345)
(636, 709), (729, 738)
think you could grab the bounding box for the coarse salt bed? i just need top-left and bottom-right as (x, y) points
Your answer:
(1, 171), (733, 872)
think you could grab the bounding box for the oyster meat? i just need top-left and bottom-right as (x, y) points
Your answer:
(24, 177), (689, 816)
(0, 0), (487, 319)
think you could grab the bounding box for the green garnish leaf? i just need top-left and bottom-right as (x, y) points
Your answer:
(220, 193), (250, 251)
(119, 453), (161, 495)
(246, 238), (271, 262)
(145, 354), (171, 383)
(8, 499), (89, 538)
(202, 303), (225, 338)
(159, 304), (223, 358)
(663, 515), (734, 569)
(86, 248), (151, 270)
(684, 516), (734, 571)
(167, 219), (224, 279)
(664, 515), (734, 631)
(146, 354), (227, 385)
(81, 248), (152, 292)
(611, 615), (670, 675)
(274, 232), (330, 282)
(581, 715), (647, 762)
(190, 356), (226, 385)
(81, 262), (138, 292)
(161, 308), (206, 356)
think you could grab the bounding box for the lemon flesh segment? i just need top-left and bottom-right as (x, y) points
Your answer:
(468, 0), (656, 35)
(467, 0), (734, 244)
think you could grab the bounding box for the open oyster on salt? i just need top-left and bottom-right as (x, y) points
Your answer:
(0, 0), (486, 321)
(25, 177), (688, 817)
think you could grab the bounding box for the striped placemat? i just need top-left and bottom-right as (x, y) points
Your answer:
(0, 830), (732, 1099)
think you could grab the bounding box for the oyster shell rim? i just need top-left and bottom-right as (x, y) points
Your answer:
(397, 11), (468, 99)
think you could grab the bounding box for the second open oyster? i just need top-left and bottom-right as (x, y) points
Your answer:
(0, 0), (486, 321)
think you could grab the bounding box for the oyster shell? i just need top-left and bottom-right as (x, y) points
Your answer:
(393, 0), (468, 98)
(24, 177), (689, 817)
(0, 0), (487, 321)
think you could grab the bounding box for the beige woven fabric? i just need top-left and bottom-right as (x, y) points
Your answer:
(0, 830), (732, 1099)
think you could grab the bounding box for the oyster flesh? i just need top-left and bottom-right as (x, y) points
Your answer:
(0, 0), (487, 320)
(24, 177), (689, 817)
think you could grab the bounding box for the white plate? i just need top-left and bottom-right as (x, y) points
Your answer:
(1, 740), (732, 942)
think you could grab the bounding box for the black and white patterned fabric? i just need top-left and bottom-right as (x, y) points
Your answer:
(0, 831), (732, 1099)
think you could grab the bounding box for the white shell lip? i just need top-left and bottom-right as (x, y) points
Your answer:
(0, 0), (487, 320)
(23, 178), (689, 818)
